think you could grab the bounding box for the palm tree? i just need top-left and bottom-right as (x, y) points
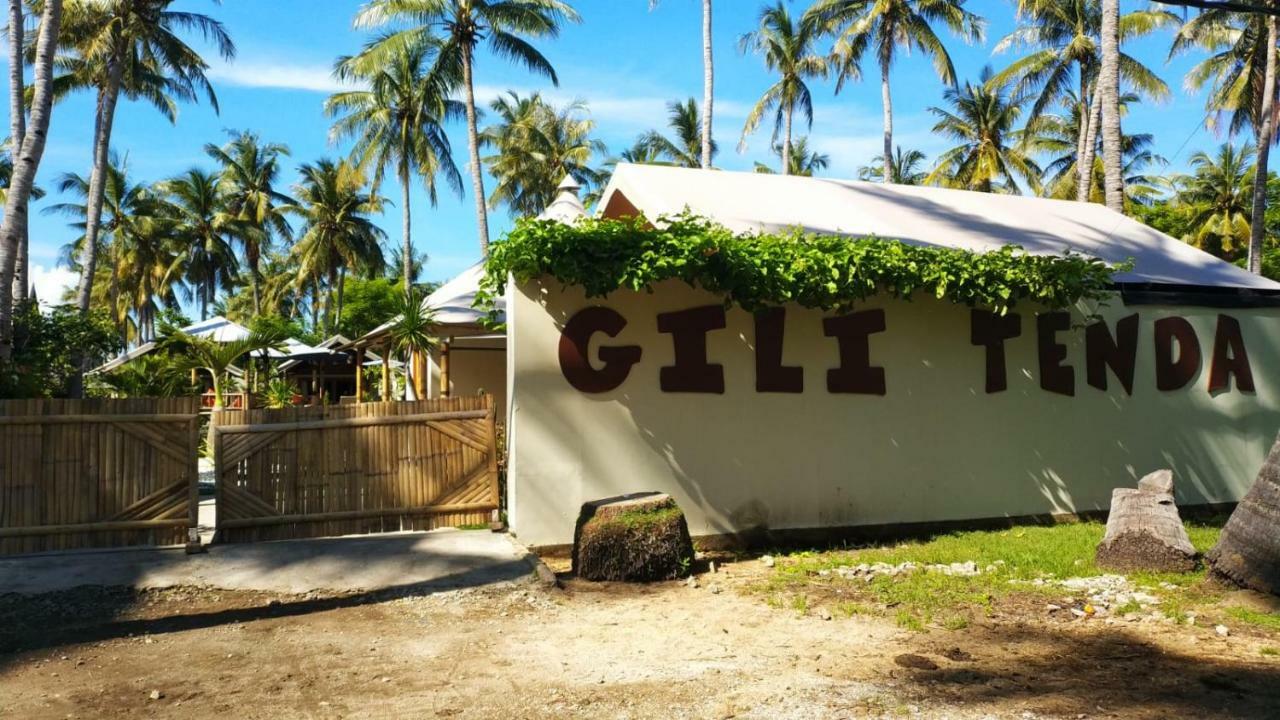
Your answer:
(45, 154), (162, 342)
(161, 169), (241, 322)
(352, 0), (580, 256)
(925, 67), (1042, 194)
(752, 137), (829, 177)
(205, 131), (295, 316)
(1173, 10), (1277, 274)
(0, 146), (47, 305)
(386, 287), (438, 400)
(991, 0), (1176, 202)
(162, 328), (286, 411)
(1174, 143), (1255, 261)
(857, 146), (928, 184)
(0, 0), (61, 362)
(328, 40), (462, 300)
(1207, 435), (1280, 596)
(738, 2), (829, 176)
(7, 0), (27, 308)
(55, 0), (234, 319)
(1036, 91), (1166, 206)
(285, 159), (386, 335)
(480, 92), (605, 217)
(650, 0), (715, 169)
(641, 98), (716, 168)
(1098, 0), (1122, 212)
(807, 0), (984, 185)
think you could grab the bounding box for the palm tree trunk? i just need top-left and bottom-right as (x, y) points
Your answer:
(701, 0), (714, 170)
(880, 61), (894, 184)
(74, 60), (125, 314)
(326, 267), (337, 334)
(8, 0), (26, 308)
(1249, 15), (1278, 276)
(335, 266), (346, 332)
(1078, 83), (1102, 202)
(1207, 430), (1280, 594)
(401, 165), (413, 299)
(783, 104), (793, 176)
(461, 45), (491, 255)
(0, 0), (61, 361)
(250, 260), (261, 316)
(1099, 0), (1124, 213)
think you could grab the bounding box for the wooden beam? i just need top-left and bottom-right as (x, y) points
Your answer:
(0, 519), (190, 538)
(218, 502), (498, 528)
(380, 344), (391, 401)
(440, 341), (451, 397)
(355, 347), (365, 402)
(212, 409), (491, 435)
(0, 414), (199, 426)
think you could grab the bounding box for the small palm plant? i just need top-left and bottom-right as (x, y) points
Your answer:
(386, 289), (438, 400)
(260, 377), (300, 409)
(162, 329), (287, 409)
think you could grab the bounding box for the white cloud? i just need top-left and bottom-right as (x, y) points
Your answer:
(207, 59), (354, 94)
(473, 83), (749, 135)
(28, 264), (77, 308)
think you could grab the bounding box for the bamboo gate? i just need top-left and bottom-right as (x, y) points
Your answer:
(212, 396), (499, 543)
(0, 398), (201, 555)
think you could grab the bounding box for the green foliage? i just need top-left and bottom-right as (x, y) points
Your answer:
(481, 215), (1124, 316)
(260, 378), (300, 409)
(91, 354), (197, 398)
(386, 288), (439, 359)
(0, 304), (121, 398)
(337, 276), (402, 339)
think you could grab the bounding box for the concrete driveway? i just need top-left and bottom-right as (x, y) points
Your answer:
(0, 529), (534, 595)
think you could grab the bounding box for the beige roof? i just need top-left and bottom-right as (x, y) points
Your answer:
(598, 164), (1280, 291)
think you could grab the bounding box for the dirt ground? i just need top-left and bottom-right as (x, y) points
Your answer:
(1, 556), (1278, 720)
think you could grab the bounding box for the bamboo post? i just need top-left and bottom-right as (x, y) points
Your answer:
(440, 341), (451, 398)
(412, 350), (426, 399)
(355, 348), (365, 403)
(380, 344), (391, 401)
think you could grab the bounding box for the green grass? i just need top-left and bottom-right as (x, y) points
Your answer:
(1261, 646), (1280, 657)
(1227, 607), (1280, 632)
(753, 519), (1231, 632)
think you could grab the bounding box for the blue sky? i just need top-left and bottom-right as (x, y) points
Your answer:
(12, 0), (1222, 307)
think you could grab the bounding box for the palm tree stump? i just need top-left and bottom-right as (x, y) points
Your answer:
(1096, 470), (1197, 573)
(1208, 433), (1280, 596)
(573, 493), (694, 582)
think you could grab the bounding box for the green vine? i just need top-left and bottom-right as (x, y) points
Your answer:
(478, 214), (1127, 317)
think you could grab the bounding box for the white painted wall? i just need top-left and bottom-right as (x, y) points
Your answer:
(426, 341), (508, 418)
(507, 278), (1280, 547)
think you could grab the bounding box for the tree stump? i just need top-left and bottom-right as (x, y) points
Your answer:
(1207, 431), (1280, 596)
(1096, 470), (1197, 573)
(573, 493), (694, 582)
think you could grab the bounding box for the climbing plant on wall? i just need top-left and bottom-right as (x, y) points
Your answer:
(479, 214), (1126, 317)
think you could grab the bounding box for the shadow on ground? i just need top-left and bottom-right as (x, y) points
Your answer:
(0, 556), (531, 661)
(897, 622), (1280, 719)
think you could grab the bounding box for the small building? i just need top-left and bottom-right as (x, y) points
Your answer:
(503, 164), (1280, 548)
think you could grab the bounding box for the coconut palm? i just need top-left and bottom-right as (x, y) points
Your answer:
(55, 0), (234, 319)
(45, 154), (162, 342)
(328, 40), (462, 300)
(204, 131), (295, 316)
(641, 98), (716, 168)
(1207, 435), (1280, 596)
(1174, 143), (1255, 261)
(0, 0), (61, 361)
(752, 137), (829, 177)
(480, 92), (605, 217)
(160, 169), (242, 322)
(352, 0), (580, 256)
(857, 146), (928, 184)
(285, 159), (387, 335)
(6, 0), (27, 308)
(1036, 91), (1165, 206)
(925, 67), (1042, 195)
(650, 0), (714, 169)
(1173, 10), (1278, 273)
(738, 2), (829, 176)
(1098, 0), (1122, 212)
(807, 0), (984, 185)
(991, 0), (1176, 202)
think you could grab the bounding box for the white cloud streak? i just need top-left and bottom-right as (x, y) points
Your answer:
(28, 264), (77, 308)
(207, 59), (352, 94)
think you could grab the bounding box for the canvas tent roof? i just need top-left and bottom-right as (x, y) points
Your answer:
(353, 263), (504, 347)
(598, 164), (1280, 292)
(91, 316), (255, 374)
